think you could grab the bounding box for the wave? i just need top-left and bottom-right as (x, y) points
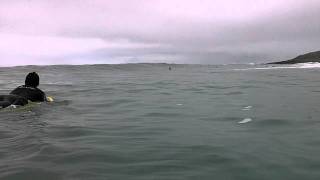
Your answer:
(44, 82), (74, 86)
(297, 62), (320, 68)
(234, 62), (320, 71)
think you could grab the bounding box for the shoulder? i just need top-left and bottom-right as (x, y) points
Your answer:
(10, 85), (46, 102)
(35, 88), (46, 101)
(34, 87), (45, 93)
(10, 85), (24, 93)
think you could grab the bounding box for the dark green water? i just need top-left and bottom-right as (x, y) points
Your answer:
(1, 63), (320, 180)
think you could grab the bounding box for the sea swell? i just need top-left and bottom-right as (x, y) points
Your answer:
(1, 64), (320, 179)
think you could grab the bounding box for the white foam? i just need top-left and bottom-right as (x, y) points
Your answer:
(253, 66), (297, 70)
(235, 62), (320, 71)
(242, 106), (252, 111)
(238, 118), (252, 124)
(297, 62), (320, 69)
(176, 104), (183, 106)
(9, 105), (18, 109)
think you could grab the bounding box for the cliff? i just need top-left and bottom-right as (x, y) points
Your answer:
(269, 51), (320, 64)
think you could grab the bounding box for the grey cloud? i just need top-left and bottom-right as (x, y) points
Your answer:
(1, 0), (320, 65)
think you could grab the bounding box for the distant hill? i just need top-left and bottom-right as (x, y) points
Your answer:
(269, 51), (320, 64)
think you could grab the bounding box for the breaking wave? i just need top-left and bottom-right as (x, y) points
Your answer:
(234, 62), (320, 71)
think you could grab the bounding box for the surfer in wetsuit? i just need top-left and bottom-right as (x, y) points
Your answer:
(0, 72), (47, 108)
(10, 72), (46, 102)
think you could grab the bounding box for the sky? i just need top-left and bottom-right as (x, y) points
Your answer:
(0, 0), (319, 66)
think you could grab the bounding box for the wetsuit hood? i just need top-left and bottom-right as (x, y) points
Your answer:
(25, 72), (39, 88)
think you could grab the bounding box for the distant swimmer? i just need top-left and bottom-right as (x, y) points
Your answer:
(0, 72), (51, 108)
(169, 66), (172, 71)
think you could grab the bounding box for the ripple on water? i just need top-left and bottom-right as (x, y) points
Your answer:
(253, 118), (292, 127)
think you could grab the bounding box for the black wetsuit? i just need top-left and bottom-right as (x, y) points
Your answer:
(10, 85), (46, 102)
(0, 95), (28, 108)
(0, 85), (46, 108)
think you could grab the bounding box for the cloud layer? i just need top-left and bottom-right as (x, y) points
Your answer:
(0, 0), (319, 66)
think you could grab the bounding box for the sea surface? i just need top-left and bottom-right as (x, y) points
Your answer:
(1, 63), (320, 180)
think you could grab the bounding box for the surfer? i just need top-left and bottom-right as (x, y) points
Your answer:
(0, 72), (49, 108)
(10, 72), (46, 102)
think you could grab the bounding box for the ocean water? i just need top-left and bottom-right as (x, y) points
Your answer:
(1, 63), (320, 180)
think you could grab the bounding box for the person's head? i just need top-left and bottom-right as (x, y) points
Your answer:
(25, 72), (39, 87)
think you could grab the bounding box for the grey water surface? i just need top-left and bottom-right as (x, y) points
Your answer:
(1, 63), (320, 180)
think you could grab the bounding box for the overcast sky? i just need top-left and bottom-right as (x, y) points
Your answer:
(0, 0), (319, 66)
